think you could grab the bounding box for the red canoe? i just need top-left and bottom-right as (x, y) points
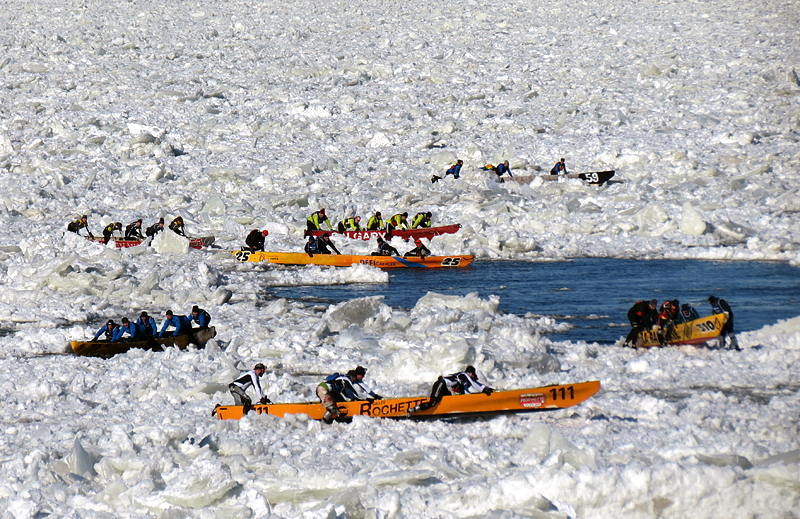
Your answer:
(89, 236), (215, 250)
(310, 224), (461, 242)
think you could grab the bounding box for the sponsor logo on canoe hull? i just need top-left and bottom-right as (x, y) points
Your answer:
(519, 393), (546, 408)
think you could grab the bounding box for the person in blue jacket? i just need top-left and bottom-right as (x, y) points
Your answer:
(316, 366), (382, 424)
(495, 160), (512, 178)
(112, 317), (142, 342)
(190, 305), (211, 330)
(550, 158), (568, 175)
(158, 309), (192, 338)
(136, 311), (158, 337)
(93, 320), (119, 341)
(444, 159), (463, 179)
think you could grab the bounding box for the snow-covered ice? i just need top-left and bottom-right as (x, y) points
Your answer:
(0, 0), (798, 517)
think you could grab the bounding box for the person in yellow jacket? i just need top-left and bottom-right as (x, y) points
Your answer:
(306, 209), (332, 237)
(337, 216), (362, 232)
(367, 211), (384, 231)
(411, 212), (432, 229)
(387, 212), (409, 232)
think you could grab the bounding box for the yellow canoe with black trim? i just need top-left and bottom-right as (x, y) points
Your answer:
(70, 327), (216, 358)
(231, 251), (473, 268)
(213, 380), (600, 421)
(636, 313), (728, 348)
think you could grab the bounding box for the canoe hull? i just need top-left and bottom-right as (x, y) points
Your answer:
(636, 314), (728, 348)
(88, 236), (214, 249)
(231, 251), (473, 268)
(214, 380), (601, 421)
(71, 326), (216, 357)
(502, 170), (615, 185)
(309, 224), (461, 242)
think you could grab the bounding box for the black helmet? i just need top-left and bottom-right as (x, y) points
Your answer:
(254, 363), (266, 371)
(192, 305), (200, 313)
(106, 320), (115, 326)
(465, 365), (476, 375)
(354, 366), (366, 377)
(707, 295), (718, 304)
(140, 311), (149, 318)
(121, 317), (129, 324)
(115, 222), (122, 229)
(426, 212), (432, 218)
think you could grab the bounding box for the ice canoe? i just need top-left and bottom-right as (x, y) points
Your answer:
(88, 236), (215, 249)
(213, 380), (601, 421)
(71, 326), (216, 357)
(502, 170), (615, 185)
(231, 251), (473, 268)
(636, 313), (728, 348)
(309, 224), (461, 242)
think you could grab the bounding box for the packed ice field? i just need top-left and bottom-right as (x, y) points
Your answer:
(1, 0), (799, 517)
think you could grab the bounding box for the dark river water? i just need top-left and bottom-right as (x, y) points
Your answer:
(263, 259), (800, 344)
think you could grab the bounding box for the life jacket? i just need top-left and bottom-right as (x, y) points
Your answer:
(367, 215), (383, 230)
(67, 219), (85, 233)
(104, 223), (117, 234)
(305, 238), (320, 254)
(145, 223), (162, 237)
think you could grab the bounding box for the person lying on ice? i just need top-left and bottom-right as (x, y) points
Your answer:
(407, 365), (493, 417)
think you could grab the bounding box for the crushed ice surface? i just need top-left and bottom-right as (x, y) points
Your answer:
(1, 0), (799, 517)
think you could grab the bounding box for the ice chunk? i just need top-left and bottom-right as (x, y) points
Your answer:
(69, 437), (97, 477)
(680, 201), (706, 235)
(152, 228), (190, 253)
(324, 296), (387, 332)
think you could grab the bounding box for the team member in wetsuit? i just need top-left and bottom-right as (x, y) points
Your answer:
(407, 366), (492, 417)
(229, 363), (270, 410)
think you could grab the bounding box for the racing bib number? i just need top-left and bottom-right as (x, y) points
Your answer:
(441, 257), (462, 266)
(234, 251), (251, 262)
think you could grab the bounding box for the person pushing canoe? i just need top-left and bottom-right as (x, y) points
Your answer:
(67, 215), (94, 239)
(306, 208), (332, 237)
(229, 363), (271, 412)
(407, 366), (492, 417)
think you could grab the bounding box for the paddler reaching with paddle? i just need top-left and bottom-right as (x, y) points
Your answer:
(403, 238), (431, 259)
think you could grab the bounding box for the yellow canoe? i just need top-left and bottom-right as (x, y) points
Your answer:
(213, 380), (600, 421)
(636, 313), (728, 348)
(71, 327), (216, 357)
(231, 251), (473, 268)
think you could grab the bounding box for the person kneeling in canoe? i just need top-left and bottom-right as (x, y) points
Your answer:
(112, 317), (143, 343)
(245, 229), (268, 252)
(169, 216), (186, 236)
(372, 236), (399, 256)
(403, 238), (431, 259)
(136, 311), (158, 338)
(230, 363), (271, 412)
(190, 305), (212, 330)
(407, 365), (493, 417)
(676, 303), (700, 324)
(93, 319), (120, 341)
(318, 233), (341, 255)
(317, 366), (382, 424)
(337, 216), (362, 233)
(102, 222), (123, 244)
(125, 219), (144, 240)
(157, 309), (192, 338)
(411, 211), (432, 229)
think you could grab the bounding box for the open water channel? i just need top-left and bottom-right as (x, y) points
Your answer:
(263, 259), (800, 344)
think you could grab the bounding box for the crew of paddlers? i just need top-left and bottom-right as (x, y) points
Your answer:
(230, 363), (493, 423)
(67, 215), (186, 244)
(90, 306), (211, 343)
(624, 296), (739, 350)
